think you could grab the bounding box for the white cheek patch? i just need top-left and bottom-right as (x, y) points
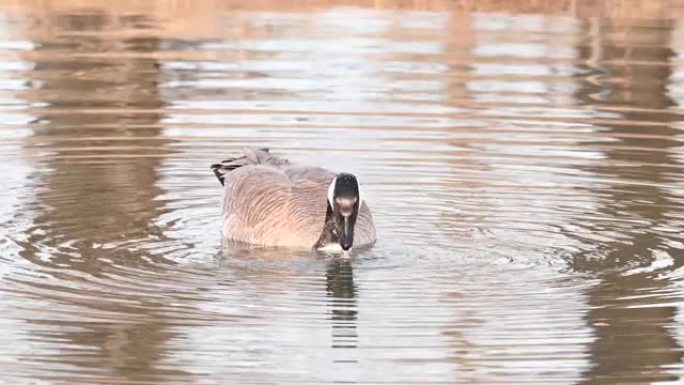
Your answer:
(358, 180), (365, 207)
(327, 176), (337, 206)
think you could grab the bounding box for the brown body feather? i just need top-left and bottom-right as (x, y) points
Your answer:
(213, 149), (376, 249)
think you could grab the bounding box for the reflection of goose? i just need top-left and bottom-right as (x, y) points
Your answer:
(326, 258), (358, 351)
(211, 148), (376, 251)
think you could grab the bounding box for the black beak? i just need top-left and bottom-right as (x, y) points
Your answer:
(339, 215), (355, 251)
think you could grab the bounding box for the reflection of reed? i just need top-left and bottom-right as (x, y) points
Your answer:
(571, 16), (684, 384)
(18, 12), (171, 269)
(326, 258), (358, 351)
(12, 9), (189, 384)
(0, 0), (678, 21)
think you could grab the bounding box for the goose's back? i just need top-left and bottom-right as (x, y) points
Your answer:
(221, 165), (330, 247)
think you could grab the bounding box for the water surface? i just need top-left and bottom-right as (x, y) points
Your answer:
(0, 1), (683, 384)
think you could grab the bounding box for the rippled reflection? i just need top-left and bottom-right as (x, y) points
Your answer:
(7, 8), (187, 385)
(0, 1), (683, 384)
(571, 16), (684, 384)
(326, 258), (358, 352)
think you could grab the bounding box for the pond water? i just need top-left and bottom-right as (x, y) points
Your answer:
(0, 1), (683, 384)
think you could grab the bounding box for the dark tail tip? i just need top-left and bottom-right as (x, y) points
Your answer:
(210, 164), (225, 186)
(211, 148), (269, 187)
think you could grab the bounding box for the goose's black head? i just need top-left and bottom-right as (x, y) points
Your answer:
(318, 173), (362, 251)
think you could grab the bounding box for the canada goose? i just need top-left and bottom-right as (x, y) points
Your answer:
(211, 148), (376, 251)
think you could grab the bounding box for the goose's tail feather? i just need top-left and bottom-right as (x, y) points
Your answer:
(210, 147), (289, 186)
